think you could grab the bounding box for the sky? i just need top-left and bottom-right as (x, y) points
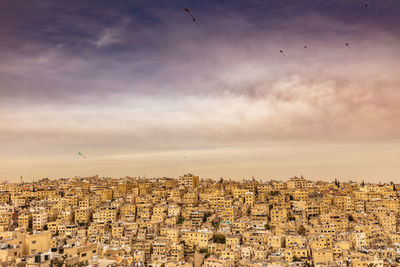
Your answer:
(0, 0), (400, 182)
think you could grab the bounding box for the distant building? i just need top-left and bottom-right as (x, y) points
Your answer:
(178, 173), (199, 188)
(287, 176), (312, 190)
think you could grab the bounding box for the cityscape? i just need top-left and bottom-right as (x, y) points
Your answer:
(0, 174), (400, 266)
(1, 0), (400, 266)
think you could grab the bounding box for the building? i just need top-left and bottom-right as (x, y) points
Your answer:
(178, 173), (199, 188)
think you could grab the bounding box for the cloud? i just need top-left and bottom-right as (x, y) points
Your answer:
(95, 28), (122, 47)
(1, 11), (400, 143)
(0, 0), (400, 179)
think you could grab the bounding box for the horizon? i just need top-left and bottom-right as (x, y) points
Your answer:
(1, 0), (400, 181)
(3, 173), (398, 185)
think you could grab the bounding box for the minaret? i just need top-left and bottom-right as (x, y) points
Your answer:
(32, 178), (36, 192)
(20, 175), (23, 184)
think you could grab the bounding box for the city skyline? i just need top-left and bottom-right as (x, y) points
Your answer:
(5, 172), (399, 185)
(0, 174), (399, 266)
(1, 0), (400, 181)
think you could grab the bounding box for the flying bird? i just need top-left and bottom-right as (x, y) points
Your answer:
(280, 50), (285, 56)
(184, 8), (199, 27)
(78, 152), (87, 159)
(364, 3), (369, 11)
(345, 42), (351, 49)
(304, 45), (308, 49)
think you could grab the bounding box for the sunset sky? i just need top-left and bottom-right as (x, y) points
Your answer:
(1, 0), (400, 182)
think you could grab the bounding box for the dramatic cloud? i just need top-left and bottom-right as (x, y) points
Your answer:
(0, 0), (399, 180)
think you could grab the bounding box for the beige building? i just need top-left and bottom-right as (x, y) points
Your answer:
(32, 211), (48, 231)
(23, 232), (52, 256)
(179, 173), (199, 188)
(287, 177), (312, 190)
(181, 229), (212, 248)
(18, 213), (32, 230)
(92, 207), (117, 223)
(75, 208), (91, 224)
(203, 257), (234, 267)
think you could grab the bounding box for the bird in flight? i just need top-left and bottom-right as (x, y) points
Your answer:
(78, 152), (87, 159)
(185, 8), (199, 27)
(280, 50), (286, 56)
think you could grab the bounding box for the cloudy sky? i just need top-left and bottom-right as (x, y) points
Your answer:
(0, 0), (399, 182)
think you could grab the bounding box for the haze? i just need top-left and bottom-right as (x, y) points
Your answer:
(0, 0), (399, 181)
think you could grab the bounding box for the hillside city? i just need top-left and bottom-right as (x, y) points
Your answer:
(0, 174), (399, 267)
